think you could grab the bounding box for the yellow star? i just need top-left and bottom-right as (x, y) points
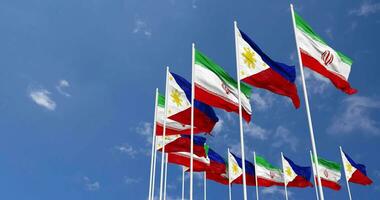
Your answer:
(285, 167), (292, 177)
(346, 162), (353, 173)
(171, 89), (183, 107)
(232, 163), (239, 174)
(241, 47), (256, 69)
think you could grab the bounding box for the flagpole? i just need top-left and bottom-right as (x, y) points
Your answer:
(281, 152), (289, 200)
(163, 153), (168, 200)
(159, 67), (170, 200)
(182, 167), (185, 200)
(204, 172), (207, 200)
(253, 151), (259, 200)
(234, 20), (248, 200)
(190, 43), (195, 200)
(340, 146), (353, 200)
(148, 88), (159, 200)
(310, 150), (320, 200)
(152, 137), (158, 200)
(290, 4), (325, 200)
(228, 148), (232, 200)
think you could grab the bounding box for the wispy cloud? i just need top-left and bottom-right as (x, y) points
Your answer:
(349, 1), (380, 16)
(133, 19), (152, 37)
(244, 123), (269, 140)
(299, 69), (330, 95)
(83, 176), (100, 191)
(271, 126), (299, 151)
(212, 119), (224, 135)
(191, 0), (198, 9)
(114, 143), (138, 158)
(328, 96), (380, 135)
(251, 92), (275, 111)
(325, 28), (333, 40)
(124, 177), (141, 184)
(56, 79), (71, 97)
(261, 187), (292, 197)
(136, 122), (153, 143)
(29, 88), (56, 111)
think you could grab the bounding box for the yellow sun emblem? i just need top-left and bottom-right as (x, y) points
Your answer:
(285, 167), (292, 177)
(242, 47), (256, 69)
(171, 89), (183, 107)
(346, 163), (353, 173)
(232, 163), (239, 174)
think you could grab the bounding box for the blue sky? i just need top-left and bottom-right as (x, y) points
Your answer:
(0, 0), (379, 199)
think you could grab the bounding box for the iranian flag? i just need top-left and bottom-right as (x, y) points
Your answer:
(155, 93), (204, 135)
(313, 157), (342, 190)
(293, 11), (357, 94)
(255, 155), (284, 187)
(194, 49), (252, 122)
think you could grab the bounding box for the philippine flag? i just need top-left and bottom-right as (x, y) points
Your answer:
(156, 135), (207, 157)
(235, 25), (300, 108)
(341, 150), (373, 185)
(228, 152), (256, 186)
(166, 71), (219, 134)
(282, 155), (313, 188)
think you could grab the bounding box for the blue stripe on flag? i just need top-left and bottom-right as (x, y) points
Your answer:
(284, 156), (311, 181)
(181, 135), (206, 146)
(239, 28), (296, 83)
(230, 152), (255, 176)
(208, 148), (226, 164)
(343, 151), (368, 176)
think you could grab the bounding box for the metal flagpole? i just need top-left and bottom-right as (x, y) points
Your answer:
(253, 152), (259, 200)
(159, 67), (170, 200)
(204, 172), (207, 200)
(228, 148), (232, 200)
(340, 146), (353, 200)
(281, 152), (289, 200)
(190, 43), (195, 200)
(233, 21), (248, 200)
(290, 4), (325, 200)
(151, 136), (158, 200)
(310, 151), (320, 200)
(163, 154), (168, 200)
(182, 167), (185, 200)
(148, 88), (159, 200)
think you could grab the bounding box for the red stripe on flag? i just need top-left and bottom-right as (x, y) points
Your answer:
(287, 176), (313, 188)
(315, 177), (341, 191)
(300, 49), (357, 95)
(195, 84), (251, 122)
(168, 108), (217, 133)
(242, 68), (300, 109)
(349, 170), (373, 185)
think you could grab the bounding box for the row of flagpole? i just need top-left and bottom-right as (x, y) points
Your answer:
(147, 4), (353, 200)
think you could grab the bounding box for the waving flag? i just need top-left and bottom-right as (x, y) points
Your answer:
(293, 12), (357, 94)
(228, 152), (256, 185)
(255, 155), (284, 187)
(236, 25), (300, 108)
(341, 150), (373, 185)
(194, 49), (252, 122)
(166, 71), (219, 133)
(156, 93), (204, 135)
(313, 156), (342, 190)
(206, 148), (227, 174)
(282, 155), (313, 187)
(206, 172), (229, 185)
(168, 151), (210, 172)
(156, 135), (207, 157)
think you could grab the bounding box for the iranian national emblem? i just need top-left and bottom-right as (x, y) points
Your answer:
(324, 169), (329, 178)
(270, 171), (275, 179)
(321, 50), (334, 65)
(222, 83), (230, 95)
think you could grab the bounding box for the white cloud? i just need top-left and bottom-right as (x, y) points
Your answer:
(114, 143), (138, 158)
(261, 187), (292, 197)
(350, 1), (380, 16)
(124, 177), (141, 184)
(328, 96), (380, 135)
(251, 92), (275, 111)
(191, 0), (197, 8)
(133, 19), (152, 37)
(212, 119), (224, 135)
(244, 123), (269, 140)
(299, 69), (330, 95)
(271, 126), (299, 151)
(83, 176), (100, 191)
(325, 28), (333, 40)
(56, 79), (71, 97)
(29, 88), (56, 111)
(136, 122), (153, 143)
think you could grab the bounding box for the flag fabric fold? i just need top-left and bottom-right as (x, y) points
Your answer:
(194, 49), (252, 122)
(156, 135), (207, 157)
(294, 12), (357, 95)
(341, 150), (373, 185)
(236, 26), (301, 108)
(282, 155), (313, 188)
(166, 71), (219, 133)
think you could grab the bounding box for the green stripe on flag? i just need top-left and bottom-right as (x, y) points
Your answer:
(313, 156), (341, 172)
(158, 93), (165, 107)
(294, 12), (353, 66)
(256, 155), (281, 171)
(195, 49), (252, 98)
